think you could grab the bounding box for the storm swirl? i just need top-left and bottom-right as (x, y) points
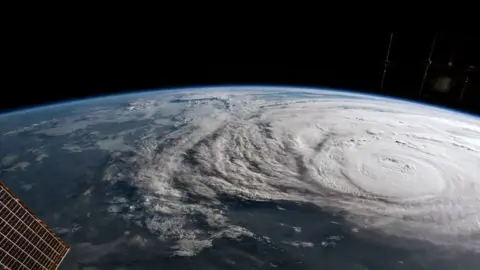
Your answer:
(104, 88), (480, 255)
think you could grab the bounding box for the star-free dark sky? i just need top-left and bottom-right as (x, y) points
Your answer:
(3, 31), (479, 115)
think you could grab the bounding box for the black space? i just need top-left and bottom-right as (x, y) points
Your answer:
(3, 31), (479, 115)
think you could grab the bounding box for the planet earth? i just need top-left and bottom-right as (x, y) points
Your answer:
(0, 86), (479, 270)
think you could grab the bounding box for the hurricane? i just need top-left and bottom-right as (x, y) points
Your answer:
(97, 88), (480, 256)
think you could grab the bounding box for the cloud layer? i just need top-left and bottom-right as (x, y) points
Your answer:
(96, 88), (480, 255)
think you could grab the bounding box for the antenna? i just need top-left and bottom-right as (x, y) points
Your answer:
(420, 32), (438, 95)
(459, 76), (469, 101)
(380, 32), (394, 89)
(460, 65), (477, 102)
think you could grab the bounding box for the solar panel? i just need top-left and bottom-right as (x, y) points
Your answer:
(0, 181), (69, 270)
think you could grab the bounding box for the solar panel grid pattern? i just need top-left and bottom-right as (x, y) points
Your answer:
(0, 182), (69, 270)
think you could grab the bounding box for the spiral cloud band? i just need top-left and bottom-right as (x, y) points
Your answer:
(104, 88), (480, 254)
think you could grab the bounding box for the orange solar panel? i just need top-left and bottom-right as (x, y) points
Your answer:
(0, 181), (69, 270)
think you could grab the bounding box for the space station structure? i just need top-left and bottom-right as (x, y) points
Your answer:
(380, 32), (478, 102)
(0, 181), (69, 270)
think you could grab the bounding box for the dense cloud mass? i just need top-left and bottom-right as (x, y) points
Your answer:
(98, 88), (480, 255)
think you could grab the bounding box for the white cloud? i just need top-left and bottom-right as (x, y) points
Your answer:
(102, 88), (480, 253)
(7, 87), (480, 255)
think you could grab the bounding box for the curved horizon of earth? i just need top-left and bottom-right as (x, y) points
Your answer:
(0, 86), (479, 270)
